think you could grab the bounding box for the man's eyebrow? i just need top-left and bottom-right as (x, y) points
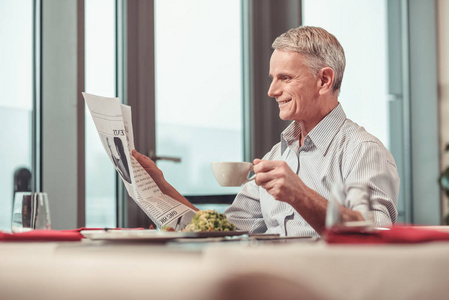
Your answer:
(269, 72), (292, 79)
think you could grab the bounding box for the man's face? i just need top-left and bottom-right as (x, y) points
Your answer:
(268, 50), (320, 123)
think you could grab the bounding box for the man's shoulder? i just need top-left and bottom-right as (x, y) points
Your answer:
(331, 118), (391, 156)
(339, 118), (383, 145)
(337, 118), (396, 163)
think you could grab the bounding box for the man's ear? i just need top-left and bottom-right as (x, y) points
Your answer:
(317, 67), (335, 95)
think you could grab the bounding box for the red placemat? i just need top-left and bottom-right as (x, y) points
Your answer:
(0, 227), (146, 242)
(0, 230), (83, 242)
(325, 226), (449, 244)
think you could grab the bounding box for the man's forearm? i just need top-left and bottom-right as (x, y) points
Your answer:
(290, 187), (363, 235)
(159, 181), (199, 211)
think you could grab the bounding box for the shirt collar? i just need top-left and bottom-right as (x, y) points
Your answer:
(281, 121), (301, 154)
(281, 103), (346, 156)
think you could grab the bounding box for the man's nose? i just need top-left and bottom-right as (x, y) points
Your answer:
(267, 80), (281, 98)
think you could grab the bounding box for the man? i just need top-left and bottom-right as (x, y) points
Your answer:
(133, 26), (399, 237)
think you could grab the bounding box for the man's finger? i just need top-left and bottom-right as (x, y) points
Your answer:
(132, 150), (154, 167)
(254, 171), (271, 186)
(253, 160), (277, 174)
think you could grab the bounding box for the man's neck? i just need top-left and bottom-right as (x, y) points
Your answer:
(298, 98), (338, 146)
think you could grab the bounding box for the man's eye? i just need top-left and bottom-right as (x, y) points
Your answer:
(281, 76), (290, 81)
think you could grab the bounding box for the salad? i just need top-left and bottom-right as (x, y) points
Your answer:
(184, 210), (236, 232)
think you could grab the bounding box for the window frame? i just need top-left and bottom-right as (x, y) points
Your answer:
(39, 0), (85, 229)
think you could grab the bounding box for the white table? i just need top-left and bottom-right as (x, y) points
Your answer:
(1, 238), (449, 300)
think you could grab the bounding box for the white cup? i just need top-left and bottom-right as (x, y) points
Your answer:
(211, 162), (254, 187)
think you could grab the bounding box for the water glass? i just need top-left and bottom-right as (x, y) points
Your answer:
(11, 192), (51, 233)
(326, 182), (374, 230)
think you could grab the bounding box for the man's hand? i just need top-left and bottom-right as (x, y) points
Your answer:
(132, 150), (198, 211)
(132, 150), (165, 186)
(253, 159), (306, 205)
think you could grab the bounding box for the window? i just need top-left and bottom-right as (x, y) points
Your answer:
(302, 0), (390, 148)
(154, 0), (244, 204)
(4, 0), (440, 229)
(0, 0), (34, 232)
(85, 0), (117, 227)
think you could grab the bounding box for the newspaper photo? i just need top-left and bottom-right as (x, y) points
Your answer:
(83, 93), (196, 229)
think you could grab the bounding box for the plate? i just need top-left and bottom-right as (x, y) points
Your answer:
(248, 234), (314, 241)
(186, 231), (248, 238)
(81, 229), (248, 242)
(81, 230), (194, 242)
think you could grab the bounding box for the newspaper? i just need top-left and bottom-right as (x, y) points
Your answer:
(83, 93), (196, 229)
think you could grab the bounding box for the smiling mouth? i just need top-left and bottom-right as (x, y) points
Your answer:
(278, 99), (292, 106)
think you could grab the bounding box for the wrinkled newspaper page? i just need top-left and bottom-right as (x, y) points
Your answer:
(83, 93), (196, 229)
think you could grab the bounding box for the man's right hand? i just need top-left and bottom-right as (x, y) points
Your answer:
(132, 150), (166, 187)
(132, 150), (198, 211)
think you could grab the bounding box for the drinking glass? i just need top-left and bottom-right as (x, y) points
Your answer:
(11, 192), (51, 233)
(326, 182), (374, 230)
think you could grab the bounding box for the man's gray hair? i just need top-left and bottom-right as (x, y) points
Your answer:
(272, 26), (346, 94)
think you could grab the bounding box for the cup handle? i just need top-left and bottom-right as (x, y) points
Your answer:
(243, 164), (255, 184)
(243, 177), (256, 184)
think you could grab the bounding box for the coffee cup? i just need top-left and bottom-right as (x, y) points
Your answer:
(211, 162), (254, 187)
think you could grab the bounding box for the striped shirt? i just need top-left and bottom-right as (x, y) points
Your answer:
(225, 103), (400, 237)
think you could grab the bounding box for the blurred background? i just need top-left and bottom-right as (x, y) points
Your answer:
(1, 0), (447, 230)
